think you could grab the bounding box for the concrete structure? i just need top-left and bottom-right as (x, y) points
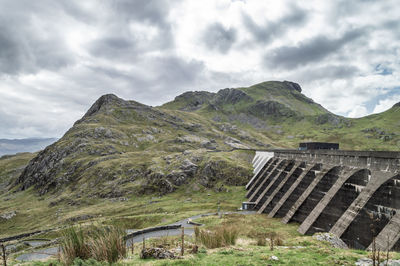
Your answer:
(245, 149), (400, 251)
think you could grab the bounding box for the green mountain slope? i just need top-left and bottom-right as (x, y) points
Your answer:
(164, 80), (399, 150)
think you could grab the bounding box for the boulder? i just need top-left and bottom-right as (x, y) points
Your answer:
(140, 247), (175, 259)
(312, 232), (348, 249)
(0, 211), (16, 220)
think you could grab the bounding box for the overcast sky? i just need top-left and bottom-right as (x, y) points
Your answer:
(0, 0), (399, 139)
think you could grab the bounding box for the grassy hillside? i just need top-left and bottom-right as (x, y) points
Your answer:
(0, 153), (35, 194)
(164, 80), (400, 150)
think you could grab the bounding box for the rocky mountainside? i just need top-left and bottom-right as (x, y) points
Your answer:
(14, 94), (258, 200)
(9, 81), (400, 203)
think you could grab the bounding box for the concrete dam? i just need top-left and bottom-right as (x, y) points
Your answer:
(245, 150), (400, 251)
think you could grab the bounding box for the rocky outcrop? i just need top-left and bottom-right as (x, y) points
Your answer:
(199, 160), (251, 188)
(0, 210), (16, 220)
(213, 88), (253, 105)
(283, 81), (302, 92)
(140, 247), (175, 259)
(15, 140), (84, 195)
(315, 113), (341, 125)
(172, 91), (215, 111)
(248, 100), (297, 119)
(224, 137), (249, 149)
(312, 232), (348, 249)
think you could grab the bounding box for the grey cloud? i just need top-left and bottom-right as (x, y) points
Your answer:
(77, 55), (205, 106)
(0, 1), (75, 76)
(264, 29), (365, 69)
(202, 23), (237, 53)
(87, 0), (174, 60)
(242, 6), (308, 43)
(110, 0), (171, 27)
(296, 65), (360, 82)
(89, 36), (137, 61)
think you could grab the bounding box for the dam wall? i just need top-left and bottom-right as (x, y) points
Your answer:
(246, 149), (400, 251)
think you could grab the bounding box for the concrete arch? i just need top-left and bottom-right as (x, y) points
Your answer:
(371, 212), (400, 251)
(306, 169), (370, 235)
(247, 158), (281, 199)
(297, 167), (362, 234)
(290, 166), (343, 225)
(341, 174), (400, 250)
(246, 158), (278, 198)
(255, 160), (295, 209)
(279, 163), (323, 223)
(248, 159), (289, 202)
(268, 162), (306, 217)
(258, 161), (303, 214)
(330, 171), (395, 237)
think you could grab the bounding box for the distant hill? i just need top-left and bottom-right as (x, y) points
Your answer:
(0, 138), (57, 156)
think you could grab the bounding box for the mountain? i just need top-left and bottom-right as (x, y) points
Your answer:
(14, 94), (257, 199)
(0, 138), (57, 156)
(1, 80), (399, 239)
(12, 81), (400, 199)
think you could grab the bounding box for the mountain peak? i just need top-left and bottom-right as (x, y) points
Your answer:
(84, 94), (123, 117)
(393, 102), (400, 108)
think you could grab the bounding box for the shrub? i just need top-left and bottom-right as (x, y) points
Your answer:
(257, 237), (267, 246)
(194, 225), (239, 249)
(275, 235), (284, 246)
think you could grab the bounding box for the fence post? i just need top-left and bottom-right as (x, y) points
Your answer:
(1, 244), (6, 266)
(181, 227), (184, 256)
(131, 239), (134, 255)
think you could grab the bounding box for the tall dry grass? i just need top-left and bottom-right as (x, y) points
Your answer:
(194, 225), (239, 248)
(87, 226), (126, 263)
(60, 225), (126, 265)
(60, 227), (89, 265)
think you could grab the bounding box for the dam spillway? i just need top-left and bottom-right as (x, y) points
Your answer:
(246, 150), (400, 250)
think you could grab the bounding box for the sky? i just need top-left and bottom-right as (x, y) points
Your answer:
(0, 0), (399, 139)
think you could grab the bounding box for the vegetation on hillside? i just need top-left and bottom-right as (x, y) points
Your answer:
(12, 212), (400, 265)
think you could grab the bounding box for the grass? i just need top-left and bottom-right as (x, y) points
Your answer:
(18, 212), (400, 265)
(60, 225), (126, 265)
(194, 225), (239, 248)
(1, 185), (247, 240)
(61, 227), (88, 264)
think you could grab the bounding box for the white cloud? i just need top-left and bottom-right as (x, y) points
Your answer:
(373, 94), (400, 114)
(347, 105), (369, 118)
